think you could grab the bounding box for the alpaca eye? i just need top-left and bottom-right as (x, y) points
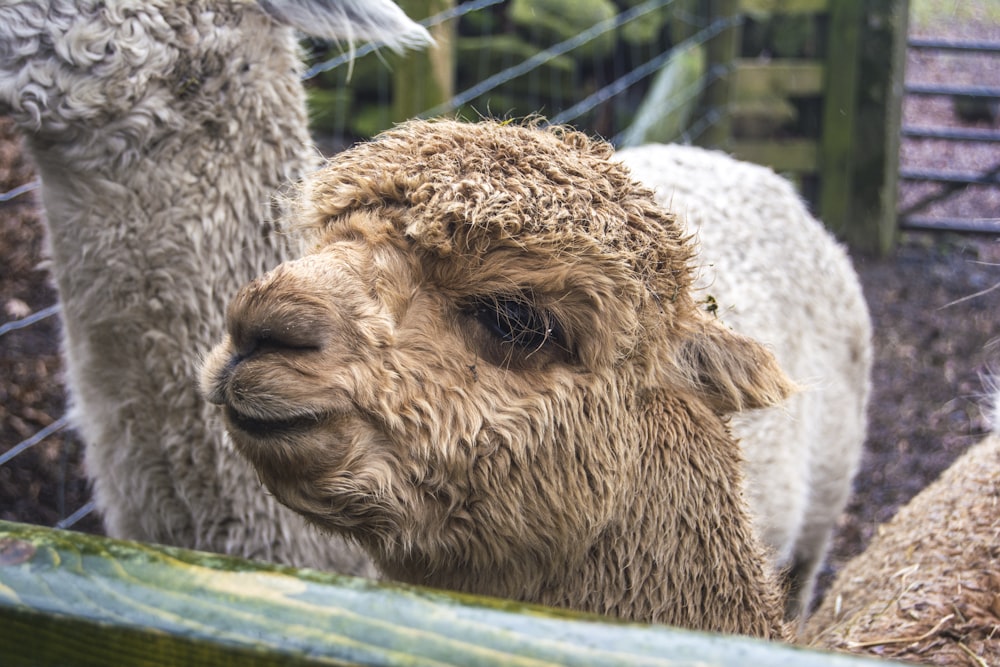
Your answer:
(472, 297), (564, 351)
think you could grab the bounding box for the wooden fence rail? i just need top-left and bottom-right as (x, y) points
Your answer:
(0, 521), (893, 667)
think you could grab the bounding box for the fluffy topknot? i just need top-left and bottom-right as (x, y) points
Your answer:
(300, 119), (696, 312)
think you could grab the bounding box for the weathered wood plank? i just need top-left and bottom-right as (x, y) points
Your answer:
(729, 139), (819, 172)
(863, 0), (909, 253)
(732, 60), (824, 101)
(818, 0), (907, 252)
(0, 521), (886, 667)
(737, 0), (829, 13)
(817, 0), (862, 241)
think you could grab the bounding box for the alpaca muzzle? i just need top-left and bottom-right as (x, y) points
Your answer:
(201, 255), (383, 444)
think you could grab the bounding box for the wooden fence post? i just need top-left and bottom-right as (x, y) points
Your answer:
(701, 0), (741, 148)
(820, 0), (908, 253)
(392, 0), (455, 122)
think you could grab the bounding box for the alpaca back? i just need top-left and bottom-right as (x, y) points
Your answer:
(617, 144), (873, 615)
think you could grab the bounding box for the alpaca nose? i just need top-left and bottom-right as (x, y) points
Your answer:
(225, 266), (332, 361)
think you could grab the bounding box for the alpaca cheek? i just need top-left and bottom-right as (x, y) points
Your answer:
(444, 390), (624, 562)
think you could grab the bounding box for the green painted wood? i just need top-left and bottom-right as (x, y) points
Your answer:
(392, 0), (455, 122)
(729, 98), (798, 125)
(700, 0), (741, 149)
(737, 0), (828, 13)
(0, 521), (891, 667)
(817, 0), (862, 243)
(730, 138), (819, 172)
(732, 60), (824, 101)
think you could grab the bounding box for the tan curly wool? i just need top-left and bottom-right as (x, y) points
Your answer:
(297, 120), (792, 411)
(804, 434), (1000, 665)
(304, 121), (689, 281)
(299, 121), (694, 360)
(203, 119), (794, 636)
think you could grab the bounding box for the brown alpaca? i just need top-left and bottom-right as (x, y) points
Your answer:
(202, 119), (793, 636)
(803, 432), (1000, 665)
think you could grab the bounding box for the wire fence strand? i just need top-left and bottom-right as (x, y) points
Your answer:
(554, 13), (741, 132)
(0, 304), (60, 338)
(0, 179), (39, 203)
(419, 0), (679, 118)
(0, 415), (69, 467)
(55, 500), (96, 530)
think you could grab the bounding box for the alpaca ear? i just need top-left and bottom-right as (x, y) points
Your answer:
(671, 317), (796, 414)
(258, 0), (432, 51)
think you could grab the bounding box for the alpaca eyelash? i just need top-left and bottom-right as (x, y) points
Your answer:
(468, 296), (566, 352)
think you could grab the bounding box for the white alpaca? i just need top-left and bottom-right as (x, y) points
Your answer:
(0, 0), (429, 571)
(617, 145), (873, 616)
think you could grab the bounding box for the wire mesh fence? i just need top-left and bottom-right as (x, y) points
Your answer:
(0, 167), (96, 531)
(303, 0), (740, 148)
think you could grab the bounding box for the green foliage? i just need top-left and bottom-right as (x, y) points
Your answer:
(306, 88), (353, 134)
(509, 0), (618, 60)
(618, 44), (706, 146)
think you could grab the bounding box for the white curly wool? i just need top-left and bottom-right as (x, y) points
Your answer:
(617, 144), (873, 616)
(0, 0), (428, 572)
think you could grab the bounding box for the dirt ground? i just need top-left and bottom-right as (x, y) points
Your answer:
(1, 8), (998, 614)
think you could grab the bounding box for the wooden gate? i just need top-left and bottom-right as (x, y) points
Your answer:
(697, 0), (910, 254)
(898, 37), (1000, 234)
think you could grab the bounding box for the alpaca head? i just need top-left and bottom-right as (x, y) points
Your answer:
(202, 119), (794, 603)
(0, 0), (429, 170)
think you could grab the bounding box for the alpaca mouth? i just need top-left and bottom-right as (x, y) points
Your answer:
(224, 406), (324, 438)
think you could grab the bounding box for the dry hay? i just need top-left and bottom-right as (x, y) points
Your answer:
(803, 434), (1000, 666)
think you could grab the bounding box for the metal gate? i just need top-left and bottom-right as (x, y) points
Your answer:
(899, 38), (1000, 234)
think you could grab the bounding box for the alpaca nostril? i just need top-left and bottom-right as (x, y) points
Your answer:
(225, 272), (332, 361)
(231, 313), (329, 361)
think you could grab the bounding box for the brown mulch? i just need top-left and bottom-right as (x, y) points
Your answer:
(0, 117), (100, 533)
(1, 14), (998, 623)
